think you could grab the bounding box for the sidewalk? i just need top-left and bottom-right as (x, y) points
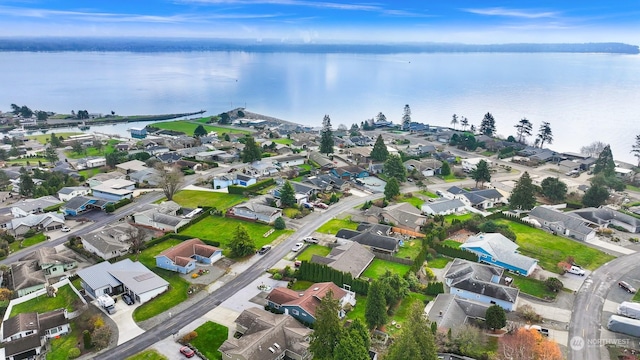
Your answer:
(586, 237), (636, 255)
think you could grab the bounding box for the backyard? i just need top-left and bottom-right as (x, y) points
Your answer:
(295, 245), (331, 262)
(190, 321), (229, 360)
(396, 239), (422, 260)
(495, 219), (615, 272)
(171, 190), (246, 210)
(132, 239), (190, 322)
(46, 324), (79, 360)
(426, 256), (452, 269)
(316, 217), (359, 235)
(149, 121), (251, 136)
(179, 216), (292, 252)
(361, 259), (412, 279)
(10, 284), (80, 316)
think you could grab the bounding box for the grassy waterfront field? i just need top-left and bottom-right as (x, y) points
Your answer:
(149, 120), (251, 136)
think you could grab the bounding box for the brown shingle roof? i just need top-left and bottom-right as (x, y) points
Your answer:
(2, 312), (38, 339)
(267, 282), (346, 317)
(155, 238), (220, 266)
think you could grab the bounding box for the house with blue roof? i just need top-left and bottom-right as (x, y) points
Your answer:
(460, 233), (538, 276)
(331, 166), (369, 180)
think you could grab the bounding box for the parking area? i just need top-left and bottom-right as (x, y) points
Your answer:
(94, 294), (145, 345)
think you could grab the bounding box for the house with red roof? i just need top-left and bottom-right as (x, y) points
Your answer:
(155, 238), (223, 274)
(265, 282), (356, 325)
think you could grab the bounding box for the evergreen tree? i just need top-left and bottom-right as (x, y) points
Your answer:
(49, 132), (62, 148)
(71, 140), (83, 155)
(279, 181), (296, 208)
(440, 161), (451, 176)
(383, 154), (407, 182)
(632, 134), (640, 167)
(320, 115), (334, 155)
(450, 113), (458, 129)
(19, 172), (35, 197)
(274, 217), (286, 230)
(384, 177), (400, 200)
(378, 270), (409, 306)
(333, 319), (370, 360)
(402, 104), (412, 130)
(540, 177), (568, 202)
(44, 146), (59, 164)
(385, 303), (438, 360)
(365, 281), (387, 330)
(485, 305), (506, 331)
(309, 290), (342, 360)
(241, 136), (262, 163)
(228, 225), (256, 258)
(479, 112), (496, 136)
(370, 135), (389, 162)
(470, 160), (491, 188)
(592, 144), (615, 177)
(509, 171), (536, 210)
(537, 121), (553, 148)
(514, 118), (533, 144)
(460, 116), (469, 131)
(193, 124), (207, 137)
(582, 184), (609, 207)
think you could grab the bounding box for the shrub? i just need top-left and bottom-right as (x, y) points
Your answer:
(67, 347), (81, 359)
(274, 217), (286, 230)
(517, 304), (542, 323)
(545, 277), (563, 292)
(105, 204), (115, 213)
(23, 229), (37, 238)
(180, 331), (198, 344)
(273, 273), (283, 280)
(423, 267), (436, 281)
(83, 330), (92, 349)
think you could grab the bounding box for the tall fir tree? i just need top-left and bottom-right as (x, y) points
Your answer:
(479, 112), (496, 136)
(279, 181), (296, 208)
(592, 144), (615, 177)
(508, 171), (536, 210)
(370, 135), (389, 162)
(383, 154), (407, 182)
(365, 281), (388, 330)
(470, 160), (491, 188)
(241, 136), (262, 163)
(320, 115), (334, 155)
(385, 303), (438, 360)
(402, 104), (412, 130)
(309, 290), (342, 360)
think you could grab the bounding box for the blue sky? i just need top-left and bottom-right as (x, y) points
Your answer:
(0, 1), (638, 43)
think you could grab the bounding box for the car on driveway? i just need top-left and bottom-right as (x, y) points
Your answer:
(257, 245), (272, 255)
(61, 226), (71, 232)
(303, 236), (319, 244)
(292, 242), (304, 252)
(180, 346), (195, 358)
(619, 281), (637, 293)
(122, 293), (135, 305)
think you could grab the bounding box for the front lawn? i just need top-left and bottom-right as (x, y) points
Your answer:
(172, 191), (246, 210)
(6, 157), (48, 166)
(273, 138), (294, 145)
(10, 284), (80, 317)
(126, 350), (168, 360)
(396, 239), (422, 260)
(46, 324), (79, 360)
(179, 216), (292, 252)
(427, 257), (452, 269)
(150, 121), (250, 136)
(78, 168), (104, 179)
(132, 239), (190, 322)
(316, 217), (359, 235)
(64, 139), (120, 159)
(296, 245), (331, 262)
(191, 321), (229, 360)
(361, 259), (411, 279)
(398, 196), (423, 209)
(418, 190), (439, 198)
(495, 220), (615, 272)
(9, 233), (47, 254)
(511, 275), (558, 300)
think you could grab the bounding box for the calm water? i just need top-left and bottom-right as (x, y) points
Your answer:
(1, 51), (638, 163)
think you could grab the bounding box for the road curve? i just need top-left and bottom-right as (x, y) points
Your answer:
(96, 193), (382, 359)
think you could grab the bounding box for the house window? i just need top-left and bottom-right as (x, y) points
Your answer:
(292, 309), (299, 316)
(25, 330), (34, 336)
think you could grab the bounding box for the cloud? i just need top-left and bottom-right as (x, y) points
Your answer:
(464, 7), (559, 19)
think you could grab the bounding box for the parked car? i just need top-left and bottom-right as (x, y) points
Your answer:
(61, 226), (71, 232)
(292, 242), (304, 252)
(257, 245), (272, 255)
(303, 236), (319, 244)
(525, 325), (549, 337)
(180, 346), (195, 358)
(566, 266), (585, 276)
(122, 293), (134, 305)
(314, 202), (328, 209)
(619, 281), (637, 294)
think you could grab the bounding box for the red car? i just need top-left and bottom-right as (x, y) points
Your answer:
(180, 346), (195, 358)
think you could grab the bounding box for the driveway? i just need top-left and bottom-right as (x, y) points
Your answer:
(101, 295), (145, 345)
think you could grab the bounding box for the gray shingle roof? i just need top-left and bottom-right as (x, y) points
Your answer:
(461, 233), (538, 272)
(311, 242), (375, 278)
(77, 259), (168, 295)
(427, 293), (490, 329)
(529, 206), (594, 238)
(444, 258), (519, 304)
(422, 199), (466, 214)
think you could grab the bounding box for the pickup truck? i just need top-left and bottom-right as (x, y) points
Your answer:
(525, 324), (549, 337)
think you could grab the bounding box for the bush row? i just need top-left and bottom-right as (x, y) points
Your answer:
(228, 178), (275, 195)
(297, 261), (369, 295)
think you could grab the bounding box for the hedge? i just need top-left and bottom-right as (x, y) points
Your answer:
(175, 207), (213, 232)
(145, 232), (220, 249)
(424, 282), (445, 296)
(228, 178), (275, 195)
(432, 242), (477, 262)
(43, 203), (63, 213)
(113, 197), (133, 210)
(297, 261), (369, 295)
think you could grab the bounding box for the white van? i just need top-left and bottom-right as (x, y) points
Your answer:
(567, 265), (585, 276)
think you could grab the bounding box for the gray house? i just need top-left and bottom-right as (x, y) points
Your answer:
(528, 206), (597, 241)
(311, 242), (375, 278)
(570, 207), (640, 233)
(427, 293), (490, 329)
(421, 199), (466, 216)
(229, 201), (282, 224)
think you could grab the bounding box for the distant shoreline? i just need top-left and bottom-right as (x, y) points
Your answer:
(0, 38), (637, 55)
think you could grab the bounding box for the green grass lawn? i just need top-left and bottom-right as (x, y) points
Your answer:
(11, 284), (79, 317)
(388, 292), (431, 333)
(290, 280), (314, 291)
(150, 121), (250, 136)
(27, 132), (82, 144)
(46, 324), (79, 360)
(172, 190), (246, 210)
(126, 350), (168, 360)
(418, 190), (439, 198)
(396, 239), (422, 260)
(398, 196), (423, 209)
(296, 245), (331, 262)
(273, 138), (294, 145)
(316, 217), (359, 235)
(6, 157), (48, 166)
(298, 164), (312, 171)
(180, 216), (292, 253)
(9, 233), (47, 254)
(495, 219), (615, 272)
(283, 208), (300, 218)
(78, 168), (104, 179)
(442, 240), (462, 248)
(64, 139), (120, 159)
(191, 321), (229, 360)
(511, 275), (558, 300)
(627, 184), (640, 192)
(132, 239), (190, 322)
(444, 213), (474, 223)
(632, 290), (640, 302)
(361, 259), (412, 279)
(345, 294), (367, 321)
(427, 257), (452, 269)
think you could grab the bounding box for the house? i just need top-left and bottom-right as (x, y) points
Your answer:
(444, 258), (519, 311)
(276, 155), (306, 167)
(303, 174), (347, 192)
(10, 196), (61, 218)
(246, 161), (280, 178)
(81, 222), (139, 260)
(130, 127), (147, 139)
(229, 201), (282, 224)
(2, 309), (70, 360)
(558, 160), (581, 174)
(9, 213), (65, 236)
(60, 196), (112, 216)
(266, 282), (356, 325)
(10, 260), (46, 297)
(310, 242), (375, 278)
(91, 178), (135, 201)
(308, 152), (335, 169)
(427, 293), (490, 329)
(155, 238), (223, 274)
(381, 203), (427, 232)
(213, 174), (257, 190)
(77, 258), (169, 304)
(57, 186), (91, 202)
(147, 146), (170, 156)
(615, 167), (634, 179)
(128, 168), (161, 186)
(446, 186), (507, 210)
(331, 166), (369, 180)
(156, 151), (183, 163)
(461, 158), (486, 173)
(115, 159), (148, 174)
(19, 247), (78, 278)
(569, 207), (640, 233)
(421, 199), (466, 216)
(218, 307), (312, 360)
(132, 202), (188, 232)
(404, 159), (443, 177)
(75, 157), (106, 170)
(528, 206), (597, 241)
(347, 147), (372, 165)
(195, 150), (227, 162)
(336, 224), (398, 254)
(460, 233), (538, 276)
(86, 171), (125, 188)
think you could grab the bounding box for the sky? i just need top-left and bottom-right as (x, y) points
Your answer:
(0, 1), (639, 44)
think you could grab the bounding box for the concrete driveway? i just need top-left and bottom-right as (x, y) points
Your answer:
(101, 295), (145, 345)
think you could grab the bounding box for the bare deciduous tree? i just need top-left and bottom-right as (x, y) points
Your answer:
(125, 225), (146, 260)
(155, 164), (183, 201)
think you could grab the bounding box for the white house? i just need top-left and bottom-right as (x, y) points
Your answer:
(57, 187), (91, 202)
(421, 199), (466, 216)
(462, 157), (487, 173)
(91, 178), (135, 201)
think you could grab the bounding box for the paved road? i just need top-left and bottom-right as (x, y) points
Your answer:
(95, 192), (382, 359)
(569, 251), (640, 360)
